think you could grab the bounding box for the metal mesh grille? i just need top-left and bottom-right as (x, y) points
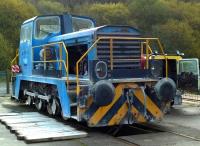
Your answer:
(96, 38), (141, 70)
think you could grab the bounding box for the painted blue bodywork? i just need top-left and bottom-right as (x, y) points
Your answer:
(14, 75), (70, 117)
(13, 14), (141, 118)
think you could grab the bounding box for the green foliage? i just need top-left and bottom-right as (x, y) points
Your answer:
(0, 34), (12, 70)
(81, 3), (133, 26)
(0, 0), (200, 70)
(0, 0), (38, 48)
(128, 0), (172, 33)
(36, 0), (68, 14)
(152, 20), (196, 56)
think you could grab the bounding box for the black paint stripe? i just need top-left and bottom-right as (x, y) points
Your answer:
(131, 93), (155, 120)
(98, 95), (127, 125)
(85, 103), (99, 118)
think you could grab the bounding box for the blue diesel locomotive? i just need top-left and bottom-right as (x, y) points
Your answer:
(11, 13), (177, 127)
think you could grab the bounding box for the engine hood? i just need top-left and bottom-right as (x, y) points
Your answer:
(48, 25), (141, 44)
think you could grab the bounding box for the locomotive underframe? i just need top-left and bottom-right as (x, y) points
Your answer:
(12, 74), (166, 127)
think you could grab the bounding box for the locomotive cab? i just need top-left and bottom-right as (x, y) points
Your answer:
(11, 13), (177, 127)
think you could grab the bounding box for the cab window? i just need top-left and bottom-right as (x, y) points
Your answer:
(34, 16), (61, 39)
(72, 17), (94, 32)
(179, 60), (198, 75)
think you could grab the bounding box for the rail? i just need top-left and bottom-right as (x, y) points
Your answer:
(32, 42), (69, 84)
(76, 36), (168, 95)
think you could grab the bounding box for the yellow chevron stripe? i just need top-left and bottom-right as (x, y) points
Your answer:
(78, 96), (93, 119)
(108, 102), (128, 126)
(89, 83), (138, 125)
(134, 88), (163, 120)
(89, 84), (123, 125)
(131, 105), (146, 122)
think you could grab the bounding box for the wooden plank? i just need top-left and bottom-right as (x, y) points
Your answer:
(0, 112), (88, 143)
(9, 121), (59, 129)
(15, 125), (75, 135)
(0, 112), (40, 117)
(10, 121), (63, 132)
(24, 131), (87, 143)
(2, 117), (52, 124)
(0, 114), (46, 122)
(0, 113), (19, 116)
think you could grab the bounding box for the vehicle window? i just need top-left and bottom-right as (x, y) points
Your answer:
(20, 23), (32, 43)
(72, 17), (94, 32)
(179, 60), (198, 74)
(35, 16), (60, 39)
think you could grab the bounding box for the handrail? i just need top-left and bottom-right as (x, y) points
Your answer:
(32, 42), (69, 84)
(141, 42), (153, 56)
(76, 38), (101, 95)
(156, 39), (168, 78)
(11, 53), (19, 66)
(76, 36), (168, 95)
(33, 60), (68, 77)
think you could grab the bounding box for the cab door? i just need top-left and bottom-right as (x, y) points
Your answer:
(19, 22), (33, 75)
(177, 58), (200, 91)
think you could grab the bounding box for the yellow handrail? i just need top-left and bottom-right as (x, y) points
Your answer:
(76, 38), (101, 95)
(146, 40), (149, 69)
(156, 39), (168, 78)
(76, 36), (168, 95)
(32, 42), (69, 83)
(10, 49), (19, 78)
(110, 39), (113, 70)
(33, 60), (68, 76)
(11, 53), (19, 66)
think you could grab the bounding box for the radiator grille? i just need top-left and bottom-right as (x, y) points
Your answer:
(97, 37), (141, 70)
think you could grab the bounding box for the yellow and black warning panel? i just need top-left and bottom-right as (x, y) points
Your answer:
(79, 82), (167, 127)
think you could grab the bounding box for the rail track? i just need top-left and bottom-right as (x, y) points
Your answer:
(104, 123), (200, 145)
(133, 124), (200, 142)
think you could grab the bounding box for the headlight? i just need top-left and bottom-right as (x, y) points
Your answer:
(95, 61), (107, 79)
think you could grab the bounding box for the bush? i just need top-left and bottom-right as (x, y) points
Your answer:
(0, 34), (12, 70)
(81, 3), (133, 26)
(152, 19), (197, 57)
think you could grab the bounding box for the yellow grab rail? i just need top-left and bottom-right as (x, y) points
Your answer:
(76, 38), (101, 95)
(32, 42), (69, 84)
(76, 36), (168, 95)
(10, 49), (19, 78)
(11, 53), (19, 66)
(33, 60), (68, 76)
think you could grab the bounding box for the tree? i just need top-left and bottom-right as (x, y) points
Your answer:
(80, 3), (133, 26)
(0, 34), (12, 70)
(36, 0), (68, 14)
(152, 19), (198, 57)
(128, 0), (171, 34)
(0, 0), (38, 49)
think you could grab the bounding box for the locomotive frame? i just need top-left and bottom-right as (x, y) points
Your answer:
(11, 13), (178, 127)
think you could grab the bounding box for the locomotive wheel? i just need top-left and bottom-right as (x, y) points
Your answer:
(35, 98), (45, 111)
(25, 96), (33, 106)
(61, 111), (68, 120)
(47, 103), (53, 115)
(47, 98), (61, 116)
